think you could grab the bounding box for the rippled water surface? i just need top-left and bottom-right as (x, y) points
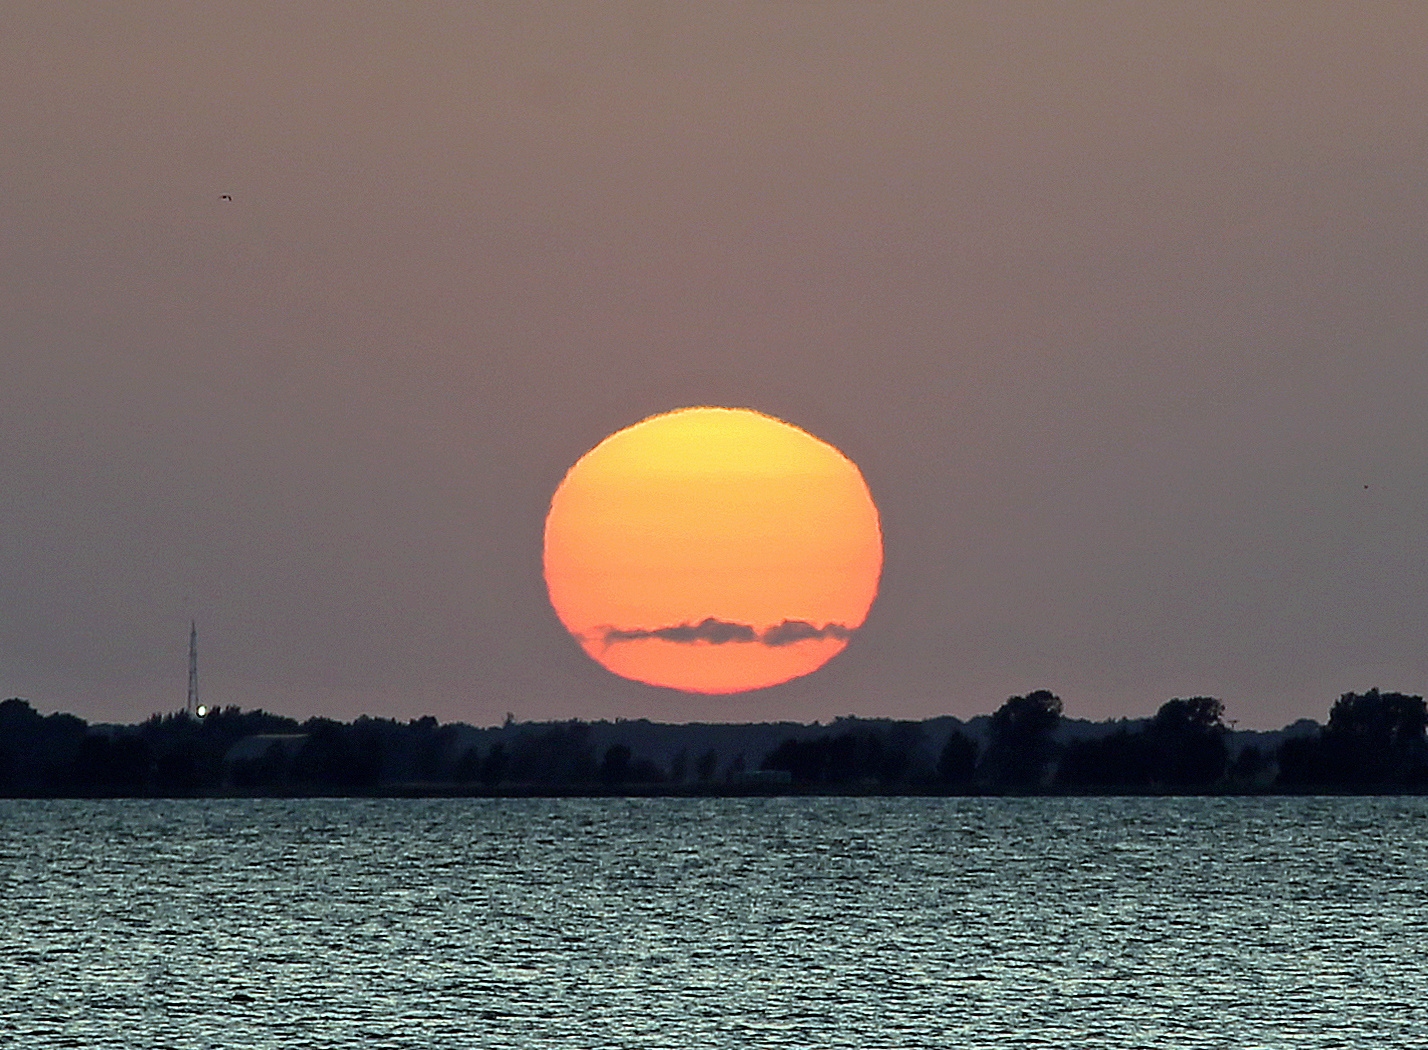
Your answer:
(2, 796), (1426, 1048)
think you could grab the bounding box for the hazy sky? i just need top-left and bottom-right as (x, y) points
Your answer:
(4, 3), (1426, 729)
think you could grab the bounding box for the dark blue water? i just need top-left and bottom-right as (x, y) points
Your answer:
(2, 796), (1425, 1047)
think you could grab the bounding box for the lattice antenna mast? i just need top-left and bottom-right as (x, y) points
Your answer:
(187, 621), (199, 716)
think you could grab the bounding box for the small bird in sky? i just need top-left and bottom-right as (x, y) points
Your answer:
(220, 194), (232, 201)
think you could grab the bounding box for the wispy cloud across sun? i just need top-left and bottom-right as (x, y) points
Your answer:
(590, 618), (854, 648)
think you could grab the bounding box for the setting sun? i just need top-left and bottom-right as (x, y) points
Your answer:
(544, 407), (883, 693)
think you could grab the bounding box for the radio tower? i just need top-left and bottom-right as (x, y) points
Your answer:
(187, 621), (199, 716)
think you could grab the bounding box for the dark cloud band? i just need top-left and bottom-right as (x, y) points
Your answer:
(593, 617), (854, 648)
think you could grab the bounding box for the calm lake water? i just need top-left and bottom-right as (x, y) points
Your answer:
(2, 796), (1425, 1048)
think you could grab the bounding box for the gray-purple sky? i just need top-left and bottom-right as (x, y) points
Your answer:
(4, 3), (1425, 729)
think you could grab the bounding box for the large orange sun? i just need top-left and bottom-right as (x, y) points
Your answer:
(543, 407), (882, 693)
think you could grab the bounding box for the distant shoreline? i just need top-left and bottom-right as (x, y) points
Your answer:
(5, 691), (1425, 798)
(9, 783), (1428, 800)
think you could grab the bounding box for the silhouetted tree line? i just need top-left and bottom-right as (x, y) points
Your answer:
(760, 722), (919, 787)
(0, 701), (694, 797)
(970, 688), (1425, 794)
(1, 687), (1425, 797)
(1276, 689), (1428, 791)
(1054, 696), (1233, 792)
(750, 688), (1424, 794)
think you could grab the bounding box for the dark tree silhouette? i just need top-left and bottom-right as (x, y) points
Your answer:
(1228, 744), (1267, 787)
(936, 728), (978, 788)
(407, 715), (450, 780)
(764, 736), (828, 783)
(1275, 734), (1321, 788)
(0, 699), (89, 795)
(1327, 689), (1427, 747)
(72, 733), (153, 795)
(1323, 689), (1427, 787)
(480, 743), (510, 787)
(874, 721), (922, 786)
(202, 706), (301, 738)
(453, 746), (482, 783)
(628, 755), (665, 784)
(1148, 697), (1229, 789)
(1055, 729), (1156, 791)
(293, 720), (380, 789)
(982, 690), (1062, 790)
(507, 722), (597, 785)
(230, 740), (295, 790)
(762, 729), (906, 787)
(0, 697), (41, 734)
(1278, 689), (1428, 789)
(600, 744), (633, 786)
